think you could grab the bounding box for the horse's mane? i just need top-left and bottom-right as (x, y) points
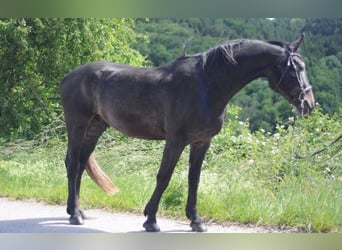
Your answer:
(202, 39), (293, 68)
(267, 40), (288, 49)
(203, 39), (246, 66)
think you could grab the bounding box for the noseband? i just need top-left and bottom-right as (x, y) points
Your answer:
(276, 50), (312, 113)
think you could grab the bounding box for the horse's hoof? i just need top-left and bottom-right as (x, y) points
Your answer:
(143, 221), (160, 232)
(69, 214), (84, 225)
(190, 222), (207, 232)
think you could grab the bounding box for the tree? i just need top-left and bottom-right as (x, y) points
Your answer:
(310, 55), (342, 115)
(0, 18), (146, 140)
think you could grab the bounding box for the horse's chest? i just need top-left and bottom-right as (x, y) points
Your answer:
(187, 115), (224, 142)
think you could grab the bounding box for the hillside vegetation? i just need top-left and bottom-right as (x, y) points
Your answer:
(0, 106), (341, 232)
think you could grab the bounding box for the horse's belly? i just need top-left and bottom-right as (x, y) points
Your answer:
(104, 112), (166, 140)
(118, 122), (165, 140)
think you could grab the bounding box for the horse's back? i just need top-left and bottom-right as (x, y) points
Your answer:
(60, 61), (125, 94)
(60, 57), (206, 140)
(60, 62), (121, 124)
(60, 61), (168, 139)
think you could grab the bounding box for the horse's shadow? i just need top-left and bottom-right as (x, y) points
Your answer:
(129, 229), (191, 233)
(0, 217), (105, 233)
(0, 217), (192, 233)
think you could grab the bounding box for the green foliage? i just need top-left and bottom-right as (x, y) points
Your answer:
(0, 106), (341, 232)
(0, 18), (146, 140)
(231, 79), (293, 132)
(309, 55), (342, 114)
(200, 106), (342, 232)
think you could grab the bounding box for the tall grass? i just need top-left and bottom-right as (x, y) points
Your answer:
(0, 105), (341, 232)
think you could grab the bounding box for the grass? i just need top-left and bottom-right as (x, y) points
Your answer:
(0, 107), (341, 232)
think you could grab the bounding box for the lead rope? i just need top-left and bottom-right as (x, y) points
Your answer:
(290, 112), (297, 160)
(294, 133), (342, 160)
(289, 80), (306, 159)
(289, 111), (305, 177)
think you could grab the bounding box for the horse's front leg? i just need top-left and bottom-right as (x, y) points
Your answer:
(186, 141), (211, 232)
(143, 139), (185, 232)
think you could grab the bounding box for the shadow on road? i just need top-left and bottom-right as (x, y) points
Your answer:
(0, 217), (106, 233)
(0, 217), (193, 233)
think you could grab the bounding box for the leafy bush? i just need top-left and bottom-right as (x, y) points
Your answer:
(0, 18), (146, 140)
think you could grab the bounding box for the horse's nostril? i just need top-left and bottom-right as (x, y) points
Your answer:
(302, 100), (315, 115)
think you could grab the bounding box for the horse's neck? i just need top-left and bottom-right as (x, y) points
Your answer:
(204, 41), (284, 115)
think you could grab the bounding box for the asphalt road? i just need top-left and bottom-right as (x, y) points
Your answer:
(0, 197), (273, 233)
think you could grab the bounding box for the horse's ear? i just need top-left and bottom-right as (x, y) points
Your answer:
(289, 34), (304, 52)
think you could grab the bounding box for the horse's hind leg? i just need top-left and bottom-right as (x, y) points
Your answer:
(65, 121), (87, 225)
(65, 115), (108, 225)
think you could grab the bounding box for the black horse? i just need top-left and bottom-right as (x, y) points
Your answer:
(60, 35), (315, 232)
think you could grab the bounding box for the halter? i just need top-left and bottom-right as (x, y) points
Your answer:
(276, 50), (312, 115)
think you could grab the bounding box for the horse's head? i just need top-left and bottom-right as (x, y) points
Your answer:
(268, 34), (315, 115)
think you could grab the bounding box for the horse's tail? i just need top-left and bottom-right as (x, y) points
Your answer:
(85, 154), (119, 195)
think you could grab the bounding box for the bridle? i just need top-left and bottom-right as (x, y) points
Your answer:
(274, 46), (340, 162)
(276, 50), (312, 115)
